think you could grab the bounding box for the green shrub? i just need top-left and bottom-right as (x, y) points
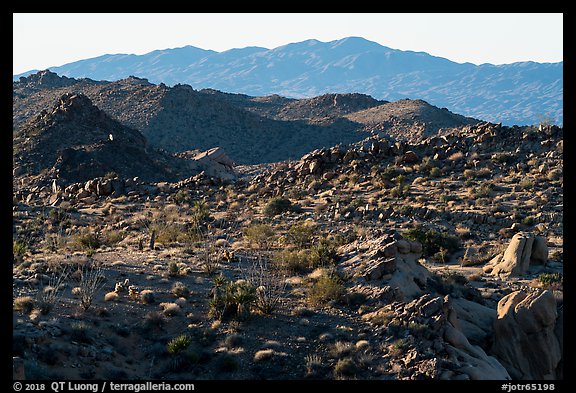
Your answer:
(13, 239), (28, 259)
(167, 334), (192, 355)
(209, 277), (256, 321)
(308, 269), (345, 306)
(191, 200), (212, 227)
(74, 231), (101, 251)
(519, 177), (534, 190)
(286, 222), (316, 248)
(538, 272), (562, 288)
(167, 261), (180, 277)
(275, 249), (311, 274)
(334, 357), (357, 377)
(174, 190), (190, 205)
(309, 239), (339, 268)
(263, 197), (294, 217)
(402, 226), (460, 257)
(244, 224), (276, 248)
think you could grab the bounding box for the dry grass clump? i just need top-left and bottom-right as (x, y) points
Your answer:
(160, 302), (181, 316)
(171, 282), (190, 298)
(104, 292), (119, 302)
(140, 290), (156, 304)
(14, 296), (35, 314)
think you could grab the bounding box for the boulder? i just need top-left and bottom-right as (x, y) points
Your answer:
(364, 257), (396, 281)
(487, 232), (548, 277)
(403, 150), (419, 164)
(491, 290), (561, 380)
(192, 147), (236, 181)
(96, 179), (113, 196)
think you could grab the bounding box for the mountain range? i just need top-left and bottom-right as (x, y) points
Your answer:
(13, 70), (479, 166)
(13, 37), (563, 127)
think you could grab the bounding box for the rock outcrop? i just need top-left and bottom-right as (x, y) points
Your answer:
(362, 294), (511, 380)
(484, 232), (548, 277)
(491, 290), (561, 380)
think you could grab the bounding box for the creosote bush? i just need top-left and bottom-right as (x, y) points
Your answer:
(402, 226), (460, 257)
(263, 197), (294, 217)
(308, 268), (345, 306)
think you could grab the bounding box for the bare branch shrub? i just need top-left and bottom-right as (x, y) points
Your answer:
(78, 263), (106, 311)
(241, 252), (287, 314)
(36, 266), (70, 314)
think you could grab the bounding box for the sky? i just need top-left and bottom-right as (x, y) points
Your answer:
(13, 13), (563, 75)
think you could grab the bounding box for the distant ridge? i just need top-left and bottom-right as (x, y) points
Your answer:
(13, 71), (480, 165)
(13, 37), (562, 126)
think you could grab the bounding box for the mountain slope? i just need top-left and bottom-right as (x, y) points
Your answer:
(13, 92), (187, 183)
(13, 71), (481, 165)
(13, 37), (563, 126)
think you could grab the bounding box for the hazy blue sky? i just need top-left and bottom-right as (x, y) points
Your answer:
(13, 13), (563, 74)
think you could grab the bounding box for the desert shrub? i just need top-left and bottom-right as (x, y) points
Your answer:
(191, 200), (212, 227)
(308, 239), (339, 268)
(174, 190), (190, 205)
(36, 268), (70, 314)
(390, 174), (410, 198)
(208, 276), (256, 321)
(402, 226), (460, 257)
(167, 261), (180, 277)
(442, 270), (468, 286)
(140, 290), (155, 304)
(263, 197), (294, 217)
(491, 152), (514, 164)
(469, 182), (496, 198)
(244, 224), (276, 248)
(167, 334), (192, 355)
(78, 264), (106, 311)
(329, 341), (355, 358)
(216, 353), (239, 372)
(275, 249), (310, 274)
(102, 230), (126, 247)
(519, 177), (535, 190)
(171, 282), (190, 298)
(74, 230), (101, 252)
(538, 272), (563, 288)
(429, 166), (442, 177)
(242, 253), (287, 315)
(448, 151), (464, 161)
(13, 239), (28, 260)
(69, 322), (92, 343)
(142, 311), (165, 331)
(286, 222), (316, 248)
(522, 216), (536, 226)
(14, 296), (35, 314)
(333, 357), (358, 378)
(475, 167), (492, 178)
(463, 169), (475, 179)
(308, 269), (345, 306)
(160, 302), (181, 317)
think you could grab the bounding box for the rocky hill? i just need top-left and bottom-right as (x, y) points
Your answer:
(13, 92), (184, 184)
(14, 71), (481, 165)
(13, 37), (563, 126)
(12, 114), (563, 380)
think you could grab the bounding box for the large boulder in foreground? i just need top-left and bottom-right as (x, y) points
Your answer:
(491, 290), (561, 380)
